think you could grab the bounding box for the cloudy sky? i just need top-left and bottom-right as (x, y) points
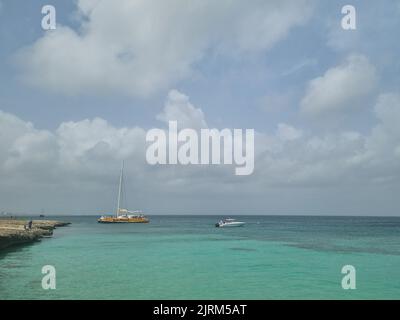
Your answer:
(1, 0), (400, 215)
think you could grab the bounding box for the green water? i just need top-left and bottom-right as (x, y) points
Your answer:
(1, 215), (400, 299)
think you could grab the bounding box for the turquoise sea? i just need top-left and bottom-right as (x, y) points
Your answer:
(1, 215), (400, 299)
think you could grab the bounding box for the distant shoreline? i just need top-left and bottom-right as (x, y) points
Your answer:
(0, 219), (71, 250)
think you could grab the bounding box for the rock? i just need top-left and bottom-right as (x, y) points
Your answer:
(0, 219), (71, 250)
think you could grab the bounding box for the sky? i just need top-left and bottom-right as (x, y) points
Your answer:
(0, 0), (400, 215)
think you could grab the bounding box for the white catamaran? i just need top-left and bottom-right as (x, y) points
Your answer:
(98, 162), (149, 224)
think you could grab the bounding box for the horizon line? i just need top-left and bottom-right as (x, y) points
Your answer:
(2, 213), (400, 218)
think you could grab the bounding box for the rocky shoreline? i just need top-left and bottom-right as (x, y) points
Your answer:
(0, 219), (71, 250)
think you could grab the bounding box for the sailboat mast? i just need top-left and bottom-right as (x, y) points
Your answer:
(116, 161), (124, 217)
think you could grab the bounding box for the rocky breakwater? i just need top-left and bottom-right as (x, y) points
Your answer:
(0, 219), (71, 250)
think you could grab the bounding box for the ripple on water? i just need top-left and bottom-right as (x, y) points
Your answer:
(287, 242), (400, 256)
(229, 247), (257, 252)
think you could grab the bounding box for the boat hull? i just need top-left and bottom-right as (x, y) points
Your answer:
(98, 217), (149, 223)
(216, 222), (245, 228)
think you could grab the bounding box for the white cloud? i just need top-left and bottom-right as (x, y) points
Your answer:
(156, 90), (207, 130)
(1, 91), (400, 214)
(276, 123), (303, 141)
(16, 0), (314, 96)
(362, 93), (400, 172)
(260, 92), (400, 187)
(373, 93), (400, 135)
(300, 55), (377, 115)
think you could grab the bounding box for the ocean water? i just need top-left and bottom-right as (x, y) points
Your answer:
(1, 215), (400, 299)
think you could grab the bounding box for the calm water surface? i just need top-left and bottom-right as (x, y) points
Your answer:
(1, 215), (400, 299)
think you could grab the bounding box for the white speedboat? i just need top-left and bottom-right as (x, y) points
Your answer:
(215, 218), (245, 228)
